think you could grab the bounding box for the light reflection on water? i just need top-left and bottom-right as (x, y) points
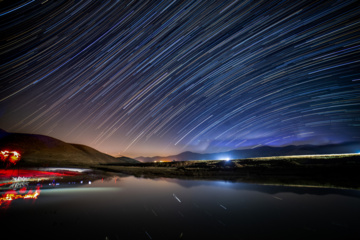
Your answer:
(1, 174), (360, 240)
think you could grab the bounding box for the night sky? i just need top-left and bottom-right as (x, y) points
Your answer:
(1, 0), (359, 157)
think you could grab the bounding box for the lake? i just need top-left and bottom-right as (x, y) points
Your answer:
(1, 170), (359, 240)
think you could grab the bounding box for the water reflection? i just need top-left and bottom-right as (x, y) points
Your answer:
(0, 186), (40, 208)
(0, 168), (110, 208)
(0, 172), (359, 240)
(162, 178), (360, 199)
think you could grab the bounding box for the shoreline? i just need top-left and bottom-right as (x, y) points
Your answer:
(94, 154), (360, 189)
(3, 154), (359, 190)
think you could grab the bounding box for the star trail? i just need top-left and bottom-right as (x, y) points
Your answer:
(1, 0), (359, 157)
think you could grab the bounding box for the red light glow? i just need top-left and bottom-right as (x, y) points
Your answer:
(0, 187), (41, 208)
(0, 169), (80, 179)
(1, 150), (21, 166)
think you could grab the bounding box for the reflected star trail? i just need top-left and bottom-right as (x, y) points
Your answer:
(1, 0), (359, 157)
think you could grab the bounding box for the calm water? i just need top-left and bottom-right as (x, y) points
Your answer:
(1, 174), (360, 240)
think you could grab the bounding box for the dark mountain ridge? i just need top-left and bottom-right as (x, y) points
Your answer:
(135, 142), (360, 162)
(0, 129), (138, 166)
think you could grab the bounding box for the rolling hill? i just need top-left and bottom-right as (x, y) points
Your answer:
(135, 142), (360, 162)
(0, 129), (138, 166)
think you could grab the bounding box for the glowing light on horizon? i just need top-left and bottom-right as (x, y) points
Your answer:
(217, 155), (232, 161)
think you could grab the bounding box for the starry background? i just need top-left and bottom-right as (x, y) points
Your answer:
(1, 0), (359, 157)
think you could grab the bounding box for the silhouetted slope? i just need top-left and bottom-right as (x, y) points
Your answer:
(136, 142), (360, 162)
(115, 156), (140, 164)
(0, 130), (137, 166)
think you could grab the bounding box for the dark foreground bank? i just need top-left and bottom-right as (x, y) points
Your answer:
(95, 154), (360, 189)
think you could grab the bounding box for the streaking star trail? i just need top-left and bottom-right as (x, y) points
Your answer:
(0, 0), (359, 157)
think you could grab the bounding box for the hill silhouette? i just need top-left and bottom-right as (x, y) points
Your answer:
(0, 129), (138, 166)
(135, 142), (360, 162)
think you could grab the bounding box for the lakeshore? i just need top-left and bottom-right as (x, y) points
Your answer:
(95, 154), (360, 189)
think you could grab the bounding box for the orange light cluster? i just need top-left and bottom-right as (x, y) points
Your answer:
(0, 150), (21, 166)
(0, 187), (40, 207)
(154, 160), (171, 163)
